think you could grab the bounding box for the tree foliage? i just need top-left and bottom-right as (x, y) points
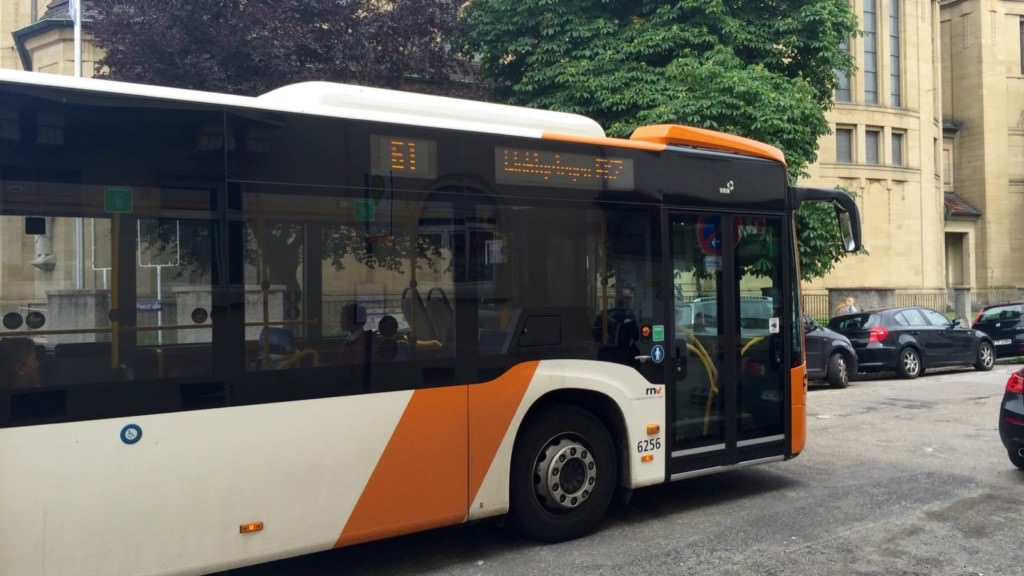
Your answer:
(461, 0), (860, 280)
(90, 0), (484, 98)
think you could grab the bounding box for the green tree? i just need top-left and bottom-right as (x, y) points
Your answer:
(90, 0), (483, 97)
(461, 0), (860, 279)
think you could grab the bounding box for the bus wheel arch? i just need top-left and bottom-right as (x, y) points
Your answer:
(508, 394), (622, 542)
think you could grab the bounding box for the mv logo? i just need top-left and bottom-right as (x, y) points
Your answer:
(645, 386), (664, 396)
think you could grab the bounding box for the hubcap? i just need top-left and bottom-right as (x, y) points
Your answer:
(981, 345), (994, 367)
(902, 351), (919, 375)
(534, 437), (597, 511)
(837, 357), (847, 383)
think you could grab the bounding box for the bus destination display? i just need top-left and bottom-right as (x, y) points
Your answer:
(495, 147), (634, 191)
(370, 134), (437, 179)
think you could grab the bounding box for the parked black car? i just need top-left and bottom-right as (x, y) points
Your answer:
(803, 315), (857, 388)
(972, 302), (1024, 359)
(827, 306), (996, 379)
(998, 367), (1024, 469)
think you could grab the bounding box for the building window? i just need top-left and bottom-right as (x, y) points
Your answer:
(890, 0), (902, 106)
(866, 128), (881, 165)
(891, 131), (904, 166)
(943, 138), (954, 190)
(836, 127), (854, 163)
(864, 0), (878, 104)
(836, 37), (851, 102)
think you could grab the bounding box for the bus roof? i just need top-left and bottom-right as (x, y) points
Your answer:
(0, 69), (787, 163)
(0, 68), (605, 140)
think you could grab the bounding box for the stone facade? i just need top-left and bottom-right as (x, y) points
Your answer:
(938, 0), (1024, 296)
(802, 0), (1024, 305)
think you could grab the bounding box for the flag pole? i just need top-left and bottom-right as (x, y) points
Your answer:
(71, 0), (85, 289)
(72, 0), (82, 78)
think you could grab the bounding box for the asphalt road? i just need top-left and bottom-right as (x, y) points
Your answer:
(219, 361), (1024, 576)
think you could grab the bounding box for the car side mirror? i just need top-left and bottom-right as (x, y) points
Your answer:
(951, 318), (962, 328)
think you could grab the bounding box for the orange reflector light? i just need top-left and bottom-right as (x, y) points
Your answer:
(641, 454), (654, 463)
(239, 521), (264, 534)
(646, 424), (661, 436)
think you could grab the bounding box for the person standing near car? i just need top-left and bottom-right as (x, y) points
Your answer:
(834, 296), (859, 316)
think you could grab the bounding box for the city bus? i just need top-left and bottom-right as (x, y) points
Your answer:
(0, 68), (860, 575)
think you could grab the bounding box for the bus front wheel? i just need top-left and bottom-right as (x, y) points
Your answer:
(508, 404), (616, 543)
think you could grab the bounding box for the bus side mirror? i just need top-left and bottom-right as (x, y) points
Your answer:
(836, 205), (857, 253)
(791, 187), (862, 253)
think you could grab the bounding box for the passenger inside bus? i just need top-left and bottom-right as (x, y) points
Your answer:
(338, 303), (370, 364)
(0, 337), (41, 389)
(594, 288), (641, 366)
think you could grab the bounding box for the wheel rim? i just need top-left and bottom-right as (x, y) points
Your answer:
(902, 350), (919, 375)
(836, 356), (848, 383)
(533, 436), (597, 512)
(980, 344), (994, 368)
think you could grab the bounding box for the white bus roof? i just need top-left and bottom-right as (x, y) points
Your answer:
(0, 68), (606, 139)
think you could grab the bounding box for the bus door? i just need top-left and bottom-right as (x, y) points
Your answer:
(666, 212), (788, 476)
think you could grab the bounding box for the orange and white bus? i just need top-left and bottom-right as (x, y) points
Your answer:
(0, 68), (860, 575)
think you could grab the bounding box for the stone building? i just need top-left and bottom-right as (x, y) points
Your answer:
(800, 0), (1024, 316)
(6, 0), (96, 77)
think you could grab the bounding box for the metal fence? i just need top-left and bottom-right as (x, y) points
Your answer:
(802, 288), (1023, 323)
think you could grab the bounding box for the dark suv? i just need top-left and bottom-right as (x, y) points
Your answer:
(803, 315), (857, 388)
(972, 302), (1024, 359)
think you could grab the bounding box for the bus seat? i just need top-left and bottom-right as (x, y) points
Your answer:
(259, 326), (296, 355)
(53, 342), (112, 386)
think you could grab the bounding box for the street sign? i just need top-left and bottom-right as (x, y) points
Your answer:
(697, 214), (722, 255)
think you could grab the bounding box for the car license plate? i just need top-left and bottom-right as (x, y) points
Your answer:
(994, 339), (1011, 346)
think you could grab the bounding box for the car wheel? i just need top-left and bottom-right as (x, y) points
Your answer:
(974, 341), (995, 371)
(826, 352), (849, 389)
(1008, 449), (1024, 470)
(508, 404), (617, 543)
(896, 347), (922, 379)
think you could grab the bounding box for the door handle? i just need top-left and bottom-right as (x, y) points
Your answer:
(634, 355), (652, 364)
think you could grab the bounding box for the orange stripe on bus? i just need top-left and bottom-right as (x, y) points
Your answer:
(790, 363), (807, 456)
(542, 131), (667, 152)
(335, 362), (537, 547)
(468, 361), (538, 507)
(336, 386), (468, 547)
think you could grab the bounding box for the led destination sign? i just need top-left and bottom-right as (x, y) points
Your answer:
(496, 147), (635, 191)
(370, 134), (437, 179)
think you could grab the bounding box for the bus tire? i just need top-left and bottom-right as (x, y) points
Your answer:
(508, 404), (616, 543)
